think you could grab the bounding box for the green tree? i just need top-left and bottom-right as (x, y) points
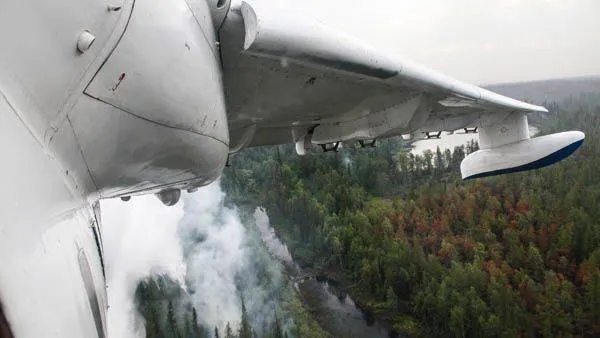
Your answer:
(166, 301), (180, 338)
(225, 322), (234, 338)
(238, 297), (253, 338)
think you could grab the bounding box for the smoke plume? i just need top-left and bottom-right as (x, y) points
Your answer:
(102, 195), (186, 338)
(254, 207), (293, 265)
(103, 181), (286, 337)
(179, 183), (284, 334)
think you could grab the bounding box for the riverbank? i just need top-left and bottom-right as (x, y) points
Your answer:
(249, 206), (402, 338)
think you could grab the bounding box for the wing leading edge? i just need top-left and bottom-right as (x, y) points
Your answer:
(220, 2), (583, 178)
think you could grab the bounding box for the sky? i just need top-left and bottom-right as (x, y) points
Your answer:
(247, 0), (600, 84)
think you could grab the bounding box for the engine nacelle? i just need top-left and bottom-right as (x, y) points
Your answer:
(67, 0), (230, 198)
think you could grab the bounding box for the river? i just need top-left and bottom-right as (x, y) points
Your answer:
(254, 208), (395, 338)
(294, 276), (393, 338)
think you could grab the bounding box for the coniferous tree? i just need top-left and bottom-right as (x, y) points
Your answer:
(191, 307), (200, 337)
(225, 322), (234, 338)
(166, 301), (180, 338)
(238, 297), (253, 338)
(185, 313), (191, 338)
(145, 303), (162, 338)
(273, 312), (284, 338)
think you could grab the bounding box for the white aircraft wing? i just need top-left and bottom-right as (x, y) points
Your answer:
(220, 2), (584, 178)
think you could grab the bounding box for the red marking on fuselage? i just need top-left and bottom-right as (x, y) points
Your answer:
(111, 73), (126, 91)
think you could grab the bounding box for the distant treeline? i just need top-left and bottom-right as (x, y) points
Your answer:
(486, 76), (600, 106)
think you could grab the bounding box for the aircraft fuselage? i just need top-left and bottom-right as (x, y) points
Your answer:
(0, 0), (230, 336)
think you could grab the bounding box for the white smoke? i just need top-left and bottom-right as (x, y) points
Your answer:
(254, 207), (293, 264)
(178, 183), (249, 329)
(103, 181), (285, 337)
(102, 195), (186, 338)
(179, 183), (284, 334)
(341, 152), (353, 168)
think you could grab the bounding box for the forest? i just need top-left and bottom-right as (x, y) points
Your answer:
(221, 92), (600, 337)
(136, 85), (600, 337)
(135, 275), (288, 338)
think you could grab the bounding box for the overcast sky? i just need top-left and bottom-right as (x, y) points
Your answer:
(248, 0), (600, 84)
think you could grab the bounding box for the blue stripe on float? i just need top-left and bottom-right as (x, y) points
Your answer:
(464, 139), (584, 180)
